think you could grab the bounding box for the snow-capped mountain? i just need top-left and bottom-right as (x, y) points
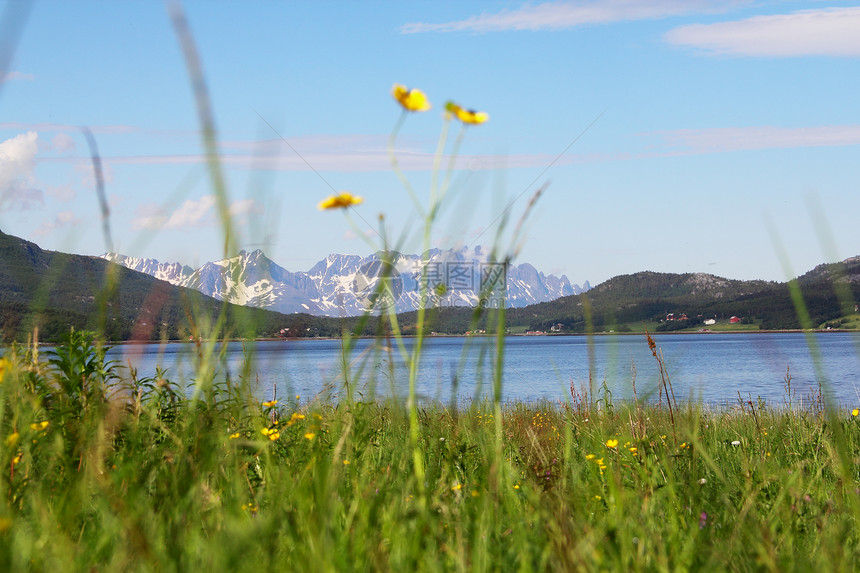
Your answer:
(101, 253), (194, 284)
(100, 247), (589, 316)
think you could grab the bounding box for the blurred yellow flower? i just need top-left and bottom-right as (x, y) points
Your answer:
(318, 192), (363, 210)
(304, 432), (316, 440)
(853, 408), (859, 417)
(262, 400), (278, 408)
(12, 452), (22, 465)
(605, 439), (619, 448)
(445, 101), (489, 125)
(268, 432), (280, 441)
(6, 432), (19, 447)
(343, 459), (350, 465)
(451, 483), (462, 491)
(585, 454), (596, 460)
(229, 432), (241, 439)
(30, 421), (49, 431)
(392, 84), (431, 112)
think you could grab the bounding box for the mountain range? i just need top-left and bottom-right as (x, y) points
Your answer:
(3, 228), (858, 343)
(102, 247), (590, 317)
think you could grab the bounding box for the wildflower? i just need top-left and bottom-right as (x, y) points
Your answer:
(304, 432), (316, 440)
(471, 490), (479, 498)
(229, 432), (241, 440)
(318, 192), (363, 210)
(343, 460), (350, 465)
(605, 439), (619, 448)
(5, 432), (19, 448)
(698, 478), (707, 485)
(699, 511), (708, 530)
(392, 84), (431, 112)
(853, 409), (859, 417)
(731, 440), (741, 446)
(451, 484), (462, 491)
(262, 400), (278, 408)
(268, 432), (280, 441)
(260, 428), (272, 436)
(585, 454), (596, 460)
(628, 447), (638, 455)
(594, 495), (602, 500)
(12, 452), (22, 465)
(29, 421), (49, 431)
(679, 442), (688, 449)
(445, 101), (489, 125)
(514, 484), (520, 490)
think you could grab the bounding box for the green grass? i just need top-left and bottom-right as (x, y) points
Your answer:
(3, 335), (860, 571)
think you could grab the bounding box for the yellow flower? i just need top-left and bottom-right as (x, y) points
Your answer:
(30, 421), (49, 431)
(594, 495), (602, 500)
(260, 428), (273, 436)
(12, 452), (23, 465)
(304, 432), (316, 440)
(392, 84), (431, 112)
(262, 400), (278, 408)
(318, 192), (363, 210)
(585, 454), (596, 460)
(513, 484), (520, 490)
(451, 483), (462, 491)
(605, 439), (619, 448)
(343, 459), (350, 465)
(628, 447), (638, 455)
(268, 432), (280, 441)
(445, 101), (489, 125)
(853, 408), (859, 417)
(229, 432), (241, 439)
(5, 432), (19, 448)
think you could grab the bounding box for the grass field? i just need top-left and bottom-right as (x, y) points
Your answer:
(3, 332), (860, 571)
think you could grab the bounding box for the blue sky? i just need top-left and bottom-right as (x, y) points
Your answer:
(1, 0), (859, 286)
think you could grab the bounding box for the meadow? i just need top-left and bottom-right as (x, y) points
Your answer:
(3, 330), (860, 571)
(5, 7), (860, 570)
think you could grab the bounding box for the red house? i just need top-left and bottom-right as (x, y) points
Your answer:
(729, 316), (741, 324)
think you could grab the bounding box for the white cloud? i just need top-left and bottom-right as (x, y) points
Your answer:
(0, 131), (44, 210)
(228, 198), (264, 217)
(646, 124), (860, 153)
(34, 211), (80, 237)
(133, 196), (266, 230)
(665, 7), (860, 56)
(51, 133), (77, 154)
(2, 71), (34, 81)
(401, 0), (741, 33)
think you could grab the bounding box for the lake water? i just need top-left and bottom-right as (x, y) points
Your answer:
(108, 332), (860, 407)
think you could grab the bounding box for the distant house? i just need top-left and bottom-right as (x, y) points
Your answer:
(704, 319), (716, 326)
(729, 316), (741, 324)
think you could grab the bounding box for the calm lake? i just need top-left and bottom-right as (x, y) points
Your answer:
(108, 332), (860, 408)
